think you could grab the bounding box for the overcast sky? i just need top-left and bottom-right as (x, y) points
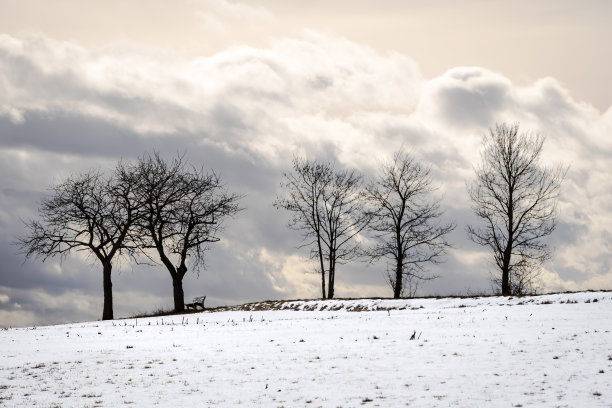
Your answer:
(1, 0), (611, 327)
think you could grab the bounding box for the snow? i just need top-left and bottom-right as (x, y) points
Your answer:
(1, 292), (611, 407)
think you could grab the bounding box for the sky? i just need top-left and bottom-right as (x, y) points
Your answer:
(0, 0), (611, 327)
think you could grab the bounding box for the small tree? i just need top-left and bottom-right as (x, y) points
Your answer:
(17, 166), (141, 320)
(274, 157), (370, 298)
(133, 153), (242, 312)
(364, 150), (455, 298)
(467, 123), (566, 295)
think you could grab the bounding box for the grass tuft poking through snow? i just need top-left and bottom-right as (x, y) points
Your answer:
(1, 292), (611, 407)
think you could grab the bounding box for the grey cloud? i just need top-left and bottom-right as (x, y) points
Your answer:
(0, 288), (95, 327)
(310, 75), (333, 91)
(425, 67), (512, 129)
(547, 218), (590, 249)
(198, 245), (286, 301)
(0, 246), (98, 295)
(0, 112), (145, 157)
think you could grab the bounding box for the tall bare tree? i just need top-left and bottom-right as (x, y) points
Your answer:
(274, 157), (370, 298)
(17, 166), (141, 320)
(364, 150), (455, 298)
(467, 123), (566, 295)
(133, 153), (242, 312)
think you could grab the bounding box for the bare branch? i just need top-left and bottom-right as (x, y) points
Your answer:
(131, 152), (243, 311)
(467, 122), (567, 295)
(16, 166), (143, 320)
(274, 156), (369, 298)
(363, 149), (455, 298)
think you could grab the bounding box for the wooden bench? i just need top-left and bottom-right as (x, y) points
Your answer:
(185, 296), (206, 310)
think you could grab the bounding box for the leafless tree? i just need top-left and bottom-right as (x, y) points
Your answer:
(364, 150), (455, 298)
(17, 166), (141, 320)
(467, 123), (567, 295)
(274, 157), (370, 298)
(133, 153), (242, 312)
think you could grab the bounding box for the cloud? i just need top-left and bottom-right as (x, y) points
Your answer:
(419, 67), (513, 129)
(0, 31), (611, 327)
(0, 32), (422, 162)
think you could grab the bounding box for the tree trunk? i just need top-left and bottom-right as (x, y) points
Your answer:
(393, 255), (403, 299)
(317, 236), (326, 299)
(327, 253), (335, 299)
(320, 269), (326, 299)
(501, 243), (512, 295)
(501, 266), (510, 295)
(102, 261), (113, 320)
(172, 275), (185, 312)
(502, 182), (514, 296)
(501, 258), (511, 295)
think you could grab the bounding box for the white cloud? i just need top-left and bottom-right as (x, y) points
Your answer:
(0, 32), (421, 158)
(255, 247), (320, 298)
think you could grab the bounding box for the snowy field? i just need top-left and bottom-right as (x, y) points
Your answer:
(1, 292), (611, 407)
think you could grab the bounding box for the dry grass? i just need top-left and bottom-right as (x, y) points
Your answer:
(127, 290), (612, 317)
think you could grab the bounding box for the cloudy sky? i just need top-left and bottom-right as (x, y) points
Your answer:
(1, 0), (610, 327)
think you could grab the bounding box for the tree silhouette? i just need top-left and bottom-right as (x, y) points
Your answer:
(133, 153), (242, 312)
(274, 157), (369, 298)
(468, 123), (567, 295)
(17, 165), (141, 320)
(364, 150), (454, 298)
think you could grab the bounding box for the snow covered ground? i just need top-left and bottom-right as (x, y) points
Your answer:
(1, 292), (611, 407)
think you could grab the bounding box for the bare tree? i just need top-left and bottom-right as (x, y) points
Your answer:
(133, 153), (242, 312)
(467, 123), (567, 295)
(17, 166), (141, 320)
(274, 157), (370, 299)
(364, 150), (455, 298)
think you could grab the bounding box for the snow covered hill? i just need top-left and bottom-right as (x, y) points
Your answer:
(1, 292), (611, 407)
